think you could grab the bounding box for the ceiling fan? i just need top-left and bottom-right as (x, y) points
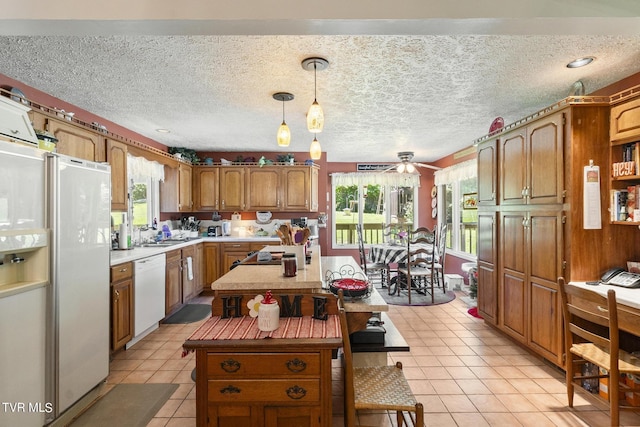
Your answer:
(384, 151), (441, 173)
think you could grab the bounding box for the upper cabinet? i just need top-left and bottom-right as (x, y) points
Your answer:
(193, 166), (220, 211)
(611, 95), (640, 144)
(246, 167), (281, 211)
(107, 139), (128, 211)
(195, 164), (319, 213)
(161, 163), (193, 212)
(499, 112), (564, 205)
(45, 117), (106, 162)
(219, 166), (245, 212)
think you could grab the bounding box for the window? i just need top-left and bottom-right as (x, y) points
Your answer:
(331, 172), (420, 247)
(435, 160), (477, 259)
(111, 155), (163, 229)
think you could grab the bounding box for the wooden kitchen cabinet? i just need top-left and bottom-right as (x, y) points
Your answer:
(107, 138), (128, 211)
(219, 166), (245, 211)
(182, 245), (196, 303)
(165, 249), (183, 316)
(282, 166), (317, 211)
(195, 243), (204, 295)
(476, 211), (497, 325)
(246, 167), (282, 211)
(161, 163), (193, 213)
(45, 117), (106, 162)
(476, 101), (639, 368)
(110, 262), (133, 352)
(499, 112), (564, 206)
(204, 243), (221, 289)
(194, 166), (220, 211)
(476, 138), (497, 207)
(221, 242), (251, 274)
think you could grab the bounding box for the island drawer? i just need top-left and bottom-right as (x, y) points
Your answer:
(207, 353), (320, 377)
(208, 379), (320, 403)
(110, 262), (133, 282)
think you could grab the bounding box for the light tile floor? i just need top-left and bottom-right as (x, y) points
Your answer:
(99, 293), (640, 427)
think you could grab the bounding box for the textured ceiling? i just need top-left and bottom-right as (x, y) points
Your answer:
(1, 31), (640, 163)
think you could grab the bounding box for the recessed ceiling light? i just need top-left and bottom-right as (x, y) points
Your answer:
(566, 57), (595, 68)
(156, 128), (170, 133)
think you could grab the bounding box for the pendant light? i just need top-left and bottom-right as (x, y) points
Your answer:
(273, 92), (294, 147)
(301, 57), (329, 133)
(309, 136), (322, 160)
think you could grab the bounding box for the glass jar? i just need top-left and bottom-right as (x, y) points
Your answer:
(282, 253), (297, 277)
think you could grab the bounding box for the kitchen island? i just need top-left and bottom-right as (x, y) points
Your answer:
(184, 247), (402, 426)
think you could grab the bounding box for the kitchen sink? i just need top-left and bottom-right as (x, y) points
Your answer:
(140, 242), (180, 248)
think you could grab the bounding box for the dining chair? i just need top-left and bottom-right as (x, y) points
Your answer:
(559, 277), (640, 426)
(381, 223), (408, 287)
(433, 223), (447, 290)
(356, 224), (387, 287)
(337, 290), (424, 427)
(396, 227), (436, 304)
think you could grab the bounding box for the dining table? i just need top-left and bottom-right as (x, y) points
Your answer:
(369, 242), (433, 266)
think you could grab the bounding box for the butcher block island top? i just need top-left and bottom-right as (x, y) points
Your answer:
(211, 245), (323, 291)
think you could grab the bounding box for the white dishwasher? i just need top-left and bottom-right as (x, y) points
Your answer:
(127, 254), (166, 348)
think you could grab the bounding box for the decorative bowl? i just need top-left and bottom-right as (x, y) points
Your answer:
(328, 278), (369, 299)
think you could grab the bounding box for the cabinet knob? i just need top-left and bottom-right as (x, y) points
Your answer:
(114, 289), (120, 300)
(286, 358), (307, 373)
(220, 359), (241, 373)
(119, 267), (128, 272)
(286, 385), (307, 400)
(219, 385), (241, 394)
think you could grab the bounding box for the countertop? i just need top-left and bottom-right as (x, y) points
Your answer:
(569, 281), (640, 310)
(109, 236), (280, 265)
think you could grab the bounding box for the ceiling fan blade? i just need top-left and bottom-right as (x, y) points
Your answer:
(414, 162), (442, 171)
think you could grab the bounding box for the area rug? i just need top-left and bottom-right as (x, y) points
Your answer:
(71, 383), (178, 427)
(467, 307), (483, 319)
(163, 304), (211, 324)
(379, 286), (456, 306)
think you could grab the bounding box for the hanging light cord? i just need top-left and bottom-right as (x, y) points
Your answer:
(313, 62), (318, 101)
(281, 99), (285, 123)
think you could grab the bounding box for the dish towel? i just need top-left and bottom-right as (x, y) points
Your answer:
(186, 256), (193, 280)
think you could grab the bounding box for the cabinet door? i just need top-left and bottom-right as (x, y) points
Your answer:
(611, 96), (640, 143)
(526, 113), (564, 205)
(209, 405), (257, 427)
(477, 212), (497, 324)
(220, 167), (245, 211)
(178, 163), (193, 212)
(499, 212), (526, 342)
(222, 251), (247, 274)
(46, 117), (106, 162)
(246, 167), (282, 211)
(195, 243), (204, 295)
(204, 243), (221, 288)
(527, 210), (563, 363)
(477, 139), (497, 206)
(499, 131), (527, 205)
(265, 406), (321, 427)
(282, 167), (310, 211)
(107, 139), (128, 211)
(194, 166), (219, 211)
(111, 279), (133, 350)
(182, 245), (196, 303)
(165, 250), (183, 315)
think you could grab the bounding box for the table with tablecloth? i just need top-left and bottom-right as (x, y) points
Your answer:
(369, 243), (433, 265)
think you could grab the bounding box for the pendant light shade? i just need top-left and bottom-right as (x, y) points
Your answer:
(302, 57), (329, 133)
(272, 92), (294, 147)
(309, 136), (322, 160)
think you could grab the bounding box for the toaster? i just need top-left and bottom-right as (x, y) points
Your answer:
(207, 225), (222, 237)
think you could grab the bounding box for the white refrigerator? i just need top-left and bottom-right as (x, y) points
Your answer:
(45, 153), (111, 423)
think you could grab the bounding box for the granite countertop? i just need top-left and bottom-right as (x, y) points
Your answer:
(569, 281), (640, 310)
(110, 236), (280, 265)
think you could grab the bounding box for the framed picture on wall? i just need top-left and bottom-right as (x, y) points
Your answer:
(463, 193), (478, 210)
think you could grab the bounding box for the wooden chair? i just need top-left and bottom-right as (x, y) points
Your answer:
(396, 227), (436, 304)
(356, 224), (387, 287)
(559, 277), (640, 426)
(432, 223), (447, 290)
(337, 290), (424, 427)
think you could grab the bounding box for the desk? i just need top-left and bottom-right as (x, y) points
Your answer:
(570, 281), (640, 336)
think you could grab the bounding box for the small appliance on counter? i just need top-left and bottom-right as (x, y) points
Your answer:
(291, 217), (307, 228)
(207, 225), (222, 237)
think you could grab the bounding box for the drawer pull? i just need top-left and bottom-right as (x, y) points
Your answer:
(286, 358), (307, 373)
(220, 385), (241, 394)
(286, 385), (307, 400)
(220, 359), (241, 373)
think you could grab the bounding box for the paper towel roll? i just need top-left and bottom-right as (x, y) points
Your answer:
(119, 223), (128, 249)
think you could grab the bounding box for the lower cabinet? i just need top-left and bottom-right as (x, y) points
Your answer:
(195, 243), (204, 295)
(182, 245), (196, 302)
(165, 249), (183, 316)
(199, 350), (331, 427)
(110, 262), (133, 351)
(204, 243), (221, 290)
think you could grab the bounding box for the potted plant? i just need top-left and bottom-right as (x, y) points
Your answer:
(168, 147), (200, 163)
